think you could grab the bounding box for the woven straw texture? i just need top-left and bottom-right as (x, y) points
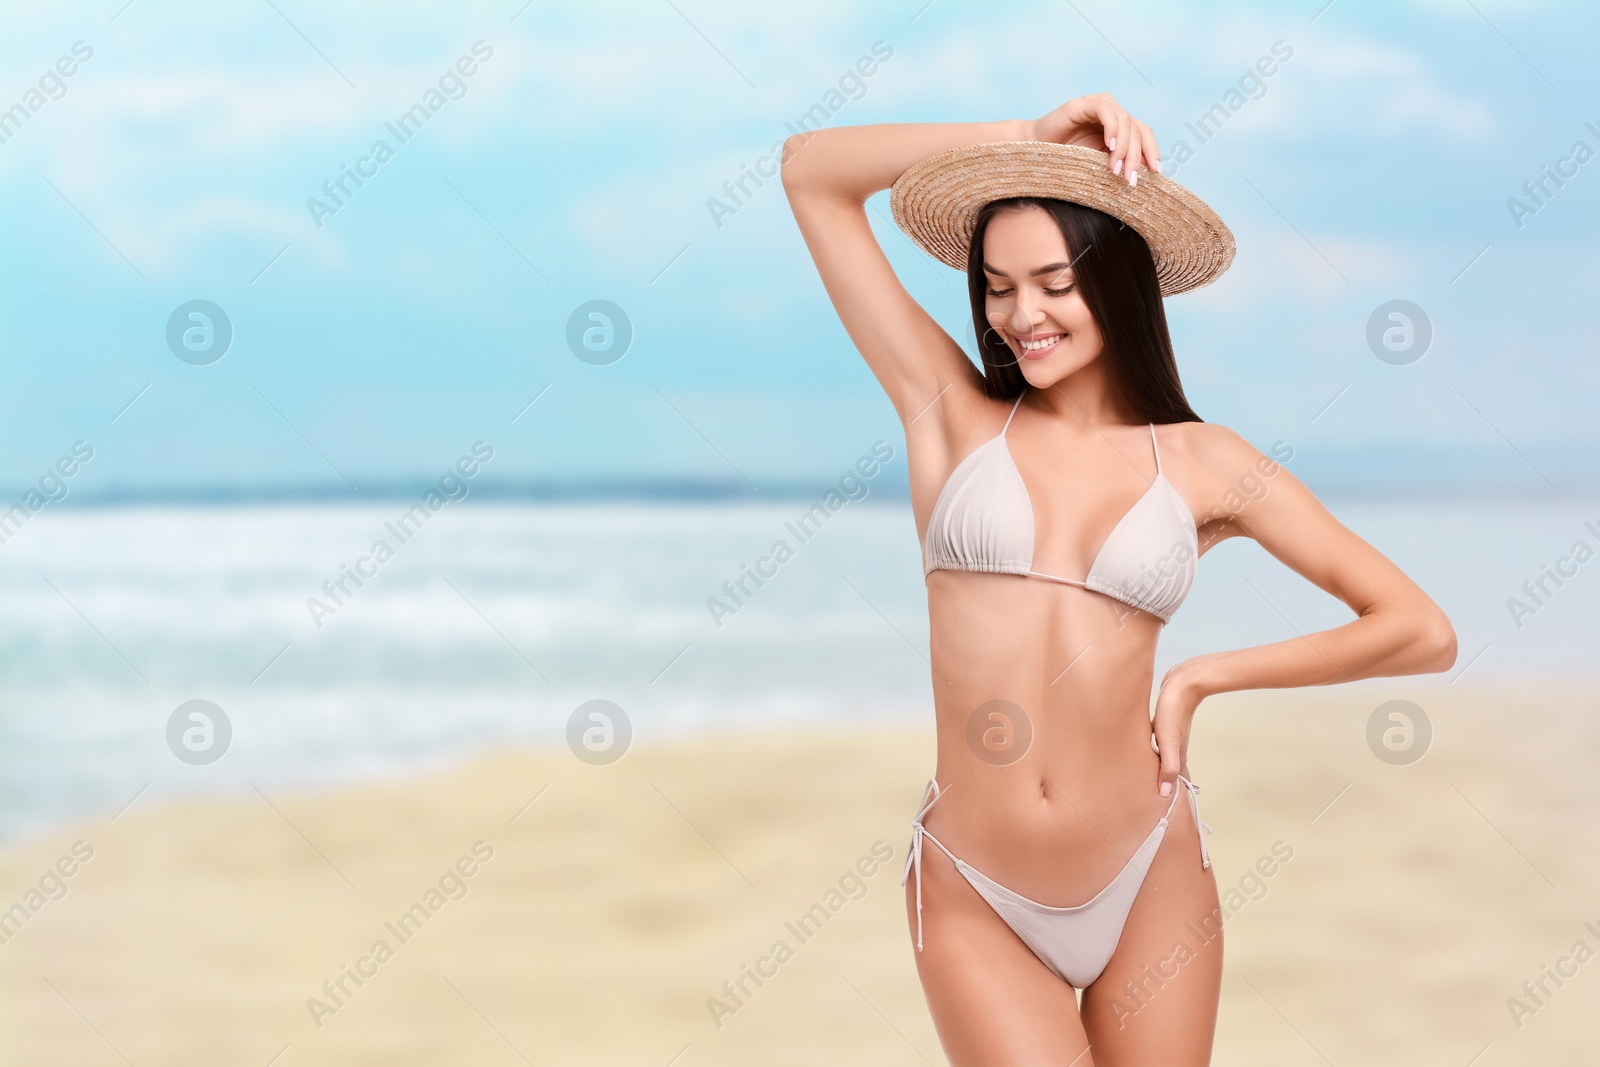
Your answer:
(890, 141), (1235, 296)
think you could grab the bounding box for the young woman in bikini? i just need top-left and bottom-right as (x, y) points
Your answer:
(780, 92), (1456, 1065)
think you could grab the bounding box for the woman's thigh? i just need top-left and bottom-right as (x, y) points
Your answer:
(905, 847), (1094, 1067)
(1079, 793), (1223, 1065)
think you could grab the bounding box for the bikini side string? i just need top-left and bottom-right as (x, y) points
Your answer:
(899, 778), (949, 952)
(1176, 774), (1214, 869)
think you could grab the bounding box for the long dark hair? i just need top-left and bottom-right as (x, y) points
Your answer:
(966, 197), (1202, 424)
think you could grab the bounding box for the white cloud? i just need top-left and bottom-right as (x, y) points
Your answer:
(1281, 31), (1495, 141)
(0, 0), (1513, 290)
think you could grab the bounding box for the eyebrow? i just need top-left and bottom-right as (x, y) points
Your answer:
(981, 261), (1076, 278)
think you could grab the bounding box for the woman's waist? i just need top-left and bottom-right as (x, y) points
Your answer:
(925, 622), (1158, 704)
(929, 696), (1161, 794)
(924, 740), (1160, 813)
(930, 680), (1155, 768)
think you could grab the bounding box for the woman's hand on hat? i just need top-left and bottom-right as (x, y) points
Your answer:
(1028, 92), (1159, 187)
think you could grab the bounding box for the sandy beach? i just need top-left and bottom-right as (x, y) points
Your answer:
(4, 681), (1598, 1065)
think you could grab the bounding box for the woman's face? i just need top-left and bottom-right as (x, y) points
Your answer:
(981, 205), (1104, 387)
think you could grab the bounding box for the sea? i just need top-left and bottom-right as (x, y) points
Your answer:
(2, 493), (1596, 845)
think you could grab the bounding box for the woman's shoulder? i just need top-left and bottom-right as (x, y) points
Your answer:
(1159, 419), (1293, 487)
(1163, 418), (1252, 453)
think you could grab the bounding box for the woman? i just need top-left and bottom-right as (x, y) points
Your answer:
(780, 93), (1456, 1065)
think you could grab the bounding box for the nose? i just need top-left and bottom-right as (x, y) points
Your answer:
(1012, 297), (1043, 335)
(987, 296), (1043, 339)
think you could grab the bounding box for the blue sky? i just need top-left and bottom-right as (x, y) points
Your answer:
(1, 0), (1596, 498)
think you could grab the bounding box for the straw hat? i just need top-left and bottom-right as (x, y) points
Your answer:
(889, 141), (1235, 296)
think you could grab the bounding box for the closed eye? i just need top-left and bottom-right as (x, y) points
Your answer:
(986, 284), (1075, 297)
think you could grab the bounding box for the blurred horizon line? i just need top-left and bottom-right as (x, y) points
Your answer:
(19, 477), (1600, 508)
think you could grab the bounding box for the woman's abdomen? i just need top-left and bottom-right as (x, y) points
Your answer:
(921, 571), (1174, 905)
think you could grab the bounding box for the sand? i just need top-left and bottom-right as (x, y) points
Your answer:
(4, 681), (1599, 1065)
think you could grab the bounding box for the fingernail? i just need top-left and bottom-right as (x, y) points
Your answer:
(1112, 158), (1122, 175)
(1129, 170), (1138, 188)
(1160, 781), (1172, 796)
(1107, 136), (1116, 150)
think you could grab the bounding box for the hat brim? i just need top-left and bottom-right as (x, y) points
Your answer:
(889, 141), (1235, 296)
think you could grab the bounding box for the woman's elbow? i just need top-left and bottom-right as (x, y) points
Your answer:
(1416, 607), (1457, 673)
(779, 132), (819, 192)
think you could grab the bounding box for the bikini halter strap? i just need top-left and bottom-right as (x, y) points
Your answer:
(1001, 391), (1026, 435)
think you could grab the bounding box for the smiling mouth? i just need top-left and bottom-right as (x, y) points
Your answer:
(1016, 333), (1065, 357)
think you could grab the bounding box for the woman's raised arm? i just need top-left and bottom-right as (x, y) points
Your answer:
(780, 94), (1160, 430)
